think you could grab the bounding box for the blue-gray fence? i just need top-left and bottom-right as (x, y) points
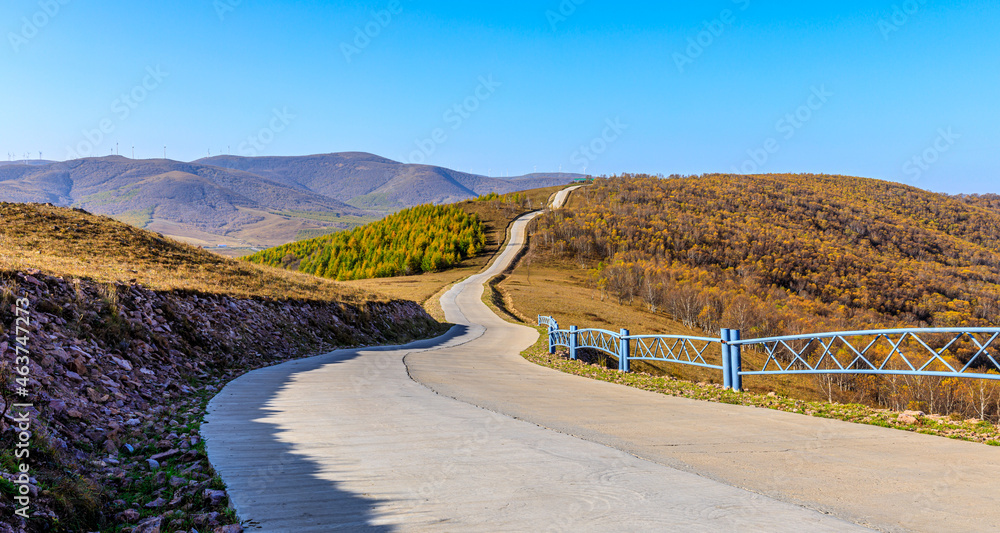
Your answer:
(537, 316), (1000, 392)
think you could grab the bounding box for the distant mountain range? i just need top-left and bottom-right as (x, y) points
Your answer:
(0, 153), (580, 249)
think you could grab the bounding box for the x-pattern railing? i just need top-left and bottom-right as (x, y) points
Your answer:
(734, 328), (1000, 379)
(551, 328), (572, 348)
(628, 335), (723, 370)
(538, 316), (1000, 391)
(577, 328), (621, 357)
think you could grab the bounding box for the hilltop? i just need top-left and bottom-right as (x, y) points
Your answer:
(0, 153), (580, 250)
(531, 174), (1000, 334)
(197, 152), (578, 212)
(512, 173), (1000, 416)
(0, 202), (373, 301)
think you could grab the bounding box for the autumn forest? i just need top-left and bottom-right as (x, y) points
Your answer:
(528, 174), (1000, 418)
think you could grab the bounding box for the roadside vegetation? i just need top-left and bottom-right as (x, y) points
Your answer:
(0, 203), (443, 531)
(521, 333), (1000, 446)
(514, 174), (1000, 422)
(338, 185), (569, 318)
(0, 202), (375, 303)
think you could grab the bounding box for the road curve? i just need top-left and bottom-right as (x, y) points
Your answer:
(203, 189), (870, 531)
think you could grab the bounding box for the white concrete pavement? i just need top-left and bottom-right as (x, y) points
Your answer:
(203, 187), (883, 531)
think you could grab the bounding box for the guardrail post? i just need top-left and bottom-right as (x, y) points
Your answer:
(548, 324), (555, 355)
(731, 329), (743, 392)
(721, 328), (732, 389)
(569, 325), (578, 360)
(619, 328), (630, 373)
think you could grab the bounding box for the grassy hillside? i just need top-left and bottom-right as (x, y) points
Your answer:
(0, 202), (378, 303)
(522, 174), (1000, 418)
(0, 203), (444, 531)
(532, 174), (1000, 335)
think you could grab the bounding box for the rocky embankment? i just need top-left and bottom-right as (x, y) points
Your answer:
(0, 269), (443, 532)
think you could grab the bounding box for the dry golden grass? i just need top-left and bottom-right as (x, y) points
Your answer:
(499, 258), (828, 401)
(342, 265), (478, 320)
(0, 203), (383, 303)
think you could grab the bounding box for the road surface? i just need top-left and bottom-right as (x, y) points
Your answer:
(205, 186), (997, 532)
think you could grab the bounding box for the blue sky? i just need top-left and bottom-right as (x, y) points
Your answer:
(2, 0), (998, 193)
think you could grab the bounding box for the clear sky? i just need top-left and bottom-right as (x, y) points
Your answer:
(2, 0), (998, 193)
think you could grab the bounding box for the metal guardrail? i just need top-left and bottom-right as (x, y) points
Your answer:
(537, 316), (1000, 392)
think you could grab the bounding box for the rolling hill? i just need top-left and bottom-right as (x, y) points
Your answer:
(520, 173), (1000, 419)
(196, 152), (579, 210)
(0, 153), (579, 250)
(530, 173), (1000, 335)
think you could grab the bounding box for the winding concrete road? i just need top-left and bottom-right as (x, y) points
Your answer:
(204, 187), (999, 532)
